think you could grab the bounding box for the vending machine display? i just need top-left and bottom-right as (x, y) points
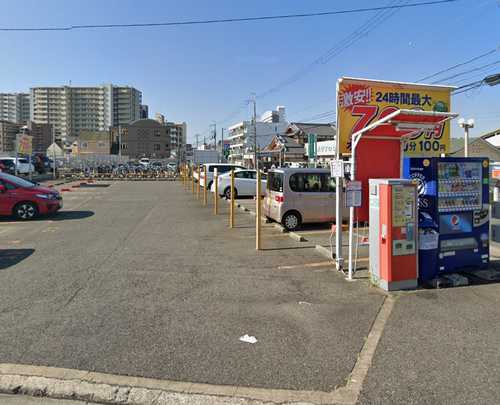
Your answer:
(403, 157), (489, 279)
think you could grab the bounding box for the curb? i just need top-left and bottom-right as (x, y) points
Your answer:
(315, 245), (333, 260)
(0, 364), (345, 405)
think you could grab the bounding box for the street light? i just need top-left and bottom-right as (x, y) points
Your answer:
(458, 118), (474, 157)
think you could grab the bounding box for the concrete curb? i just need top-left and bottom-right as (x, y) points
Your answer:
(315, 245), (333, 260)
(0, 364), (334, 404)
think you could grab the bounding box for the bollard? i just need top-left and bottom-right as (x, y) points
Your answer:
(256, 169), (262, 250)
(197, 165), (201, 198)
(203, 165), (208, 206)
(191, 166), (195, 193)
(229, 168), (235, 228)
(214, 168), (219, 215)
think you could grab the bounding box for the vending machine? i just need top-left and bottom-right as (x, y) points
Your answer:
(369, 179), (418, 291)
(403, 157), (490, 280)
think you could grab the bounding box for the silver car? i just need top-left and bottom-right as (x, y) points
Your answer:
(263, 168), (339, 231)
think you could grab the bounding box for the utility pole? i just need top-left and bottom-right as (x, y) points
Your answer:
(52, 125), (56, 180)
(251, 94), (257, 170)
(458, 118), (474, 157)
(195, 134), (200, 149)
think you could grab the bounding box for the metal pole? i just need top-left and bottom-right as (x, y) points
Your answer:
(252, 95), (257, 170)
(52, 125), (56, 180)
(203, 165), (208, 206)
(29, 154), (32, 181)
(191, 166), (195, 193)
(221, 128), (224, 162)
(15, 145), (18, 176)
(230, 168), (235, 228)
(197, 166), (201, 198)
(347, 135), (358, 281)
(214, 168), (218, 215)
(256, 169), (262, 250)
(464, 126), (469, 158)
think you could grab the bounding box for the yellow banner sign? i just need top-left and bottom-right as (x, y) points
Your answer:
(16, 134), (33, 155)
(337, 77), (453, 156)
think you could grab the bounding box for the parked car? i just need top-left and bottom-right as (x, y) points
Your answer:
(0, 172), (63, 220)
(0, 157), (35, 175)
(196, 163), (246, 189)
(0, 159), (16, 175)
(211, 169), (266, 199)
(139, 158), (151, 167)
(263, 168), (340, 231)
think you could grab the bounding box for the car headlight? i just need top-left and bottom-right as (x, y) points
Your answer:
(36, 193), (57, 200)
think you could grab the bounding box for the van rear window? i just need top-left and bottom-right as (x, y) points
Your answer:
(267, 172), (283, 192)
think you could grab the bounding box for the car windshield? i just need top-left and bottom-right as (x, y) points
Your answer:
(0, 172), (36, 188)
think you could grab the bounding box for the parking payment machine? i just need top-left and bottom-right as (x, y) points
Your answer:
(369, 179), (418, 291)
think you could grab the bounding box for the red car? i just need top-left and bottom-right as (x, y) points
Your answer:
(0, 172), (63, 220)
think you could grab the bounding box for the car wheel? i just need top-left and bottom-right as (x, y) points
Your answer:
(224, 187), (237, 200)
(13, 202), (38, 220)
(282, 211), (301, 231)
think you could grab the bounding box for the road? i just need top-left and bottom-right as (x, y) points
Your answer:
(0, 181), (499, 404)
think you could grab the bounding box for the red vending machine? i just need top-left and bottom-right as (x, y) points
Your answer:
(369, 179), (418, 291)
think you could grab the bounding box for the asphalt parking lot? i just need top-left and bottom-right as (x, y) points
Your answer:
(0, 180), (385, 395)
(1, 180), (500, 404)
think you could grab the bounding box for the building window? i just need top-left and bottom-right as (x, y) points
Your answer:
(154, 144), (161, 151)
(81, 142), (88, 148)
(121, 143), (128, 150)
(154, 130), (160, 137)
(98, 141), (105, 147)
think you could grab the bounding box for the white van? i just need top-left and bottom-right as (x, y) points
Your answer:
(263, 168), (340, 231)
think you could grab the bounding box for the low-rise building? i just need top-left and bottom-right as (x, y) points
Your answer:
(0, 120), (20, 153)
(228, 106), (288, 168)
(285, 122), (336, 144)
(115, 118), (170, 159)
(450, 128), (500, 162)
(72, 131), (111, 155)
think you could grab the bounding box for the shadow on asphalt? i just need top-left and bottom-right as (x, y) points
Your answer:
(261, 246), (315, 251)
(0, 249), (35, 270)
(51, 210), (95, 221)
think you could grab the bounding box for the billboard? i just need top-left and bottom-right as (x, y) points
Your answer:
(337, 77), (453, 156)
(16, 134), (33, 155)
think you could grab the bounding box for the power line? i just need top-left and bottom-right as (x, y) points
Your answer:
(432, 59), (500, 84)
(417, 46), (499, 82)
(0, 0), (459, 32)
(256, 0), (409, 99)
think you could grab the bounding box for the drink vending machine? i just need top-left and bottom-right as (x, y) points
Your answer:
(403, 157), (490, 282)
(369, 179), (418, 291)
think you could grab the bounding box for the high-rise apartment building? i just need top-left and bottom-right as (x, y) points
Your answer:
(30, 84), (142, 140)
(0, 93), (30, 123)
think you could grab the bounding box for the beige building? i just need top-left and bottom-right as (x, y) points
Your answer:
(72, 131), (111, 155)
(30, 84), (142, 141)
(0, 93), (30, 123)
(117, 119), (170, 159)
(166, 121), (187, 157)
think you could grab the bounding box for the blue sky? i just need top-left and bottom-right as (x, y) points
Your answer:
(0, 0), (499, 143)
